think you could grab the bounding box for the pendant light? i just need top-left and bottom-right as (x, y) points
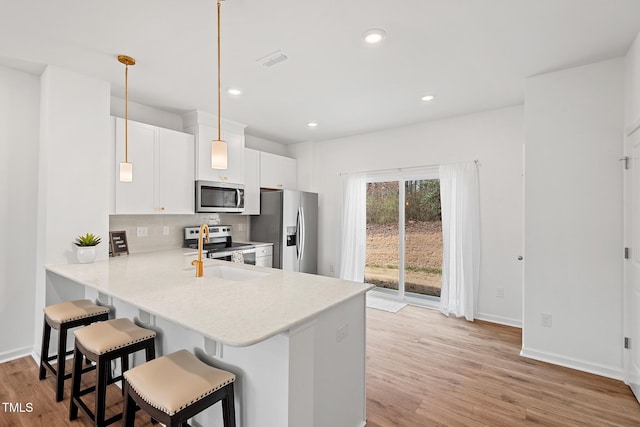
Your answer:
(118, 55), (136, 182)
(211, 0), (228, 169)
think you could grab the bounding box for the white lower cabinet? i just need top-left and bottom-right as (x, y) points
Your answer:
(114, 117), (195, 214)
(255, 245), (273, 268)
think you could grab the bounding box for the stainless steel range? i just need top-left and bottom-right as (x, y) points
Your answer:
(183, 225), (256, 264)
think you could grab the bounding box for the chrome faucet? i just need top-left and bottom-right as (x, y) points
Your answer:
(191, 224), (210, 277)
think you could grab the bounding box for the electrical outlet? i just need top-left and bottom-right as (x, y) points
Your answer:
(496, 287), (504, 298)
(162, 226), (170, 236)
(136, 226), (148, 237)
(540, 312), (552, 327)
(329, 264), (334, 274)
(237, 223), (245, 232)
(336, 324), (349, 342)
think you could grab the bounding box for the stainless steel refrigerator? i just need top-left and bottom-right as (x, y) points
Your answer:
(250, 190), (318, 273)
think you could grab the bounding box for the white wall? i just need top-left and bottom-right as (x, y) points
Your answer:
(34, 66), (111, 355)
(0, 66), (40, 361)
(288, 141), (315, 192)
(110, 96), (184, 132)
(294, 106), (524, 326)
(625, 32), (640, 129)
(245, 134), (289, 156)
(523, 58), (624, 378)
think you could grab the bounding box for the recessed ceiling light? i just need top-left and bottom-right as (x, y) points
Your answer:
(307, 122), (318, 128)
(227, 88), (242, 96)
(421, 95), (435, 102)
(362, 29), (386, 45)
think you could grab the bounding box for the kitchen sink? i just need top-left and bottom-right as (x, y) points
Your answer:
(204, 265), (270, 281)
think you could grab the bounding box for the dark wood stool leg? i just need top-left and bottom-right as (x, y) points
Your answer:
(222, 383), (236, 427)
(122, 380), (136, 427)
(120, 355), (129, 396)
(39, 319), (51, 380)
(69, 344), (83, 420)
(145, 341), (155, 361)
(55, 325), (68, 402)
(145, 342), (157, 425)
(95, 356), (109, 426)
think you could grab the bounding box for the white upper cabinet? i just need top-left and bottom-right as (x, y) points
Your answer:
(157, 127), (195, 214)
(113, 117), (195, 214)
(260, 152), (297, 190)
(243, 148), (261, 215)
(183, 110), (245, 185)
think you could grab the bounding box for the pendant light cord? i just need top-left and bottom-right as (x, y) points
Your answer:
(125, 62), (129, 163)
(217, 0), (222, 141)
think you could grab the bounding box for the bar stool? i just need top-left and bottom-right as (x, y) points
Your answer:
(69, 318), (156, 427)
(122, 350), (236, 427)
(39, 299), (110, 401)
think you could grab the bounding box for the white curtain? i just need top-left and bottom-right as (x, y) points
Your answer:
(439, 161), (480, 321)
(339, 174), (367, 282)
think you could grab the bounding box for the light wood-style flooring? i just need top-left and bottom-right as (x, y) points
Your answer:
(366, 305), (640, 426)
(1, 305), (639, 426)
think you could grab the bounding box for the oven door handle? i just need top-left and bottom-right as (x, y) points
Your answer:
(209, 251), (233, 259)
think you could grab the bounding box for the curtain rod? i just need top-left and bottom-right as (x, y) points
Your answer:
(339, 160), (479, 176)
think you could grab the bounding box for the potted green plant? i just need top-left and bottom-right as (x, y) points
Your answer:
(74, 233), (101, 264)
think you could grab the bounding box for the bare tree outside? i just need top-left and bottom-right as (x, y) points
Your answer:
(365, 180), (443, 297)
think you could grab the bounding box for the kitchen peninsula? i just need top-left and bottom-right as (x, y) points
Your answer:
(45, 249), (373, 427)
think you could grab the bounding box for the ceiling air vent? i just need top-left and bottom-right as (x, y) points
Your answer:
(257, 50), (288, 68)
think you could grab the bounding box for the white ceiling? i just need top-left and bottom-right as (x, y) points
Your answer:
(1, 0), (640, 144)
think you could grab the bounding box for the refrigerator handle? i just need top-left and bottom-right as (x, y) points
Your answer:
(299, 206), (305, 262)
(296, 207), (301, 260)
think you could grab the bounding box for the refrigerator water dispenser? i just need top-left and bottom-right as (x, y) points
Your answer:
(286, 226), (297, 246)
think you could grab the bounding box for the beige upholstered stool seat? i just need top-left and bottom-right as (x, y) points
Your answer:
(44, 299), (110, 326)
(123, 350), (236, 426)
(39, 299), (110, 402)
(69, 318), (157, 426)
(124, 350), (235, 416)
(74, 318), (157, 355)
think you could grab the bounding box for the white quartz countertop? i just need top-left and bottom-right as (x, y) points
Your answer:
(46, 249), (372, 347)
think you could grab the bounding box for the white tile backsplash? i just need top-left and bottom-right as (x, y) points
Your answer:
(109, 214), (250, 254)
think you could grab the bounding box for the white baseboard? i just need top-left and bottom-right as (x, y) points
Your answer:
(0, 346), (34, 364)
(31, 349), (40, 365)
(520, 347), (624, 381)
(476, 312), (522, 328)
(630, 382), (640, 403)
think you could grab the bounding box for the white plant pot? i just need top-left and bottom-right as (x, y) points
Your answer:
(76, 246), (97, 264)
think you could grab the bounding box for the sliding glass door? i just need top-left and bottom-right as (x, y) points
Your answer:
(365, 181), (400, 291)
(404, 179), (442, 299)
(365, 171), (442, 301)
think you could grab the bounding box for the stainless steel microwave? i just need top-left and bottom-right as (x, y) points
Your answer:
(195, 181), (245, 213)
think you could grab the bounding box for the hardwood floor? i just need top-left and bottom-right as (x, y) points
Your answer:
(0, 356), (155, 427)
(366, 305), (640, 426)
(1, 305), (638, 426)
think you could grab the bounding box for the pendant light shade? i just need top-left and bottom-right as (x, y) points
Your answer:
(211, 139), (228, 169)
(212, 0), (228, 170)
(118, 54), (136, 182)
(119, 162), (133, 182)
